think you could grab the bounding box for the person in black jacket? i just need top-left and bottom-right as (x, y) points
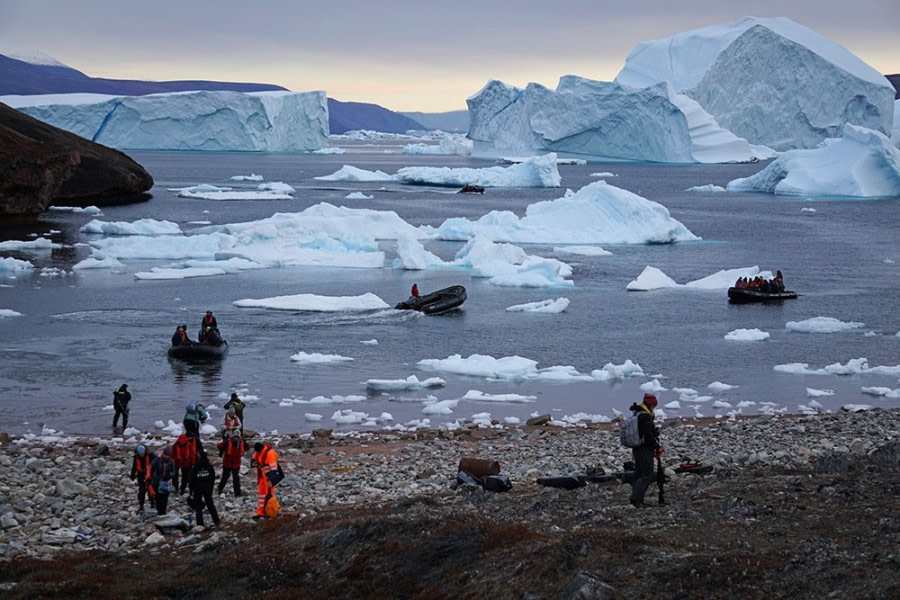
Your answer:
(628, 393), (660, 507)
(112, 383), (131, 429)
(189, 451), (220, 527)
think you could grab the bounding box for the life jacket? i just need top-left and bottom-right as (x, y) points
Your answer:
(220, 438), (246, 469)
(133, 454), (152, 480)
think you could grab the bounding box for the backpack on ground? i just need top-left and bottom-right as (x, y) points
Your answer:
(620, 413), (642, 448)
(264, 493), (280, 518)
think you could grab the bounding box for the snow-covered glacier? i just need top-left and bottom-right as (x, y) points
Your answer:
(727, 124), (900, 198)
(466, 76), (760, 164)
(2, 90), (329, 151)
(615, 16), (895, 151)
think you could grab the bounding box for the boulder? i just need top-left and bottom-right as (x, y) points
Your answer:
(0, 102), (153, 223)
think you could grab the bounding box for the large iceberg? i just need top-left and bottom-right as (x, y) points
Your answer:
(467, 76), (758, 164)
(727, 124), (900, 197)
(615, 16), (895, 151)
(423, 180), (699, 244)
(2, 90), (329, 151)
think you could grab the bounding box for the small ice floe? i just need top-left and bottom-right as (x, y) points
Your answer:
(590, 172), (617, 178)
(230, 174), (264, 181)
(712, 400), (733, 409)
(841, 404), (874, 413)
(360, 339), (378, 345)
(504, 416), (521, 425)
(234, 292), (390, 312)
(81, 218), (181, 236)
(590, 360), (644, 381)
(365, 375), (445, 392)
(640, 379), (667, 393)
(685, 184), (726, 192)
(807, 399), (824, 410)
(73, 254), (125, 270)
(134, 267), (226, 280)
(736, 400), (756, 408)
(313, 147), (347, 154)
(290, 351), (354, 365)
(49, 205), (102, 215)
(807, 388), (835, 397)
(0, 308), (23, 318)
(552, 246), (612, 257)
(331, 409), (369, 424)
(786, 316), (864, 333)
(864, 331), (878, 337)
(422, 399), (458, 415)
(725, 328), (770, 341)
(861, 386), (899, 398)
(506, 298), (570, 313)
(257, 182), (295, 194)
(776, 358), (900, 376)
(801, 207), (817, 214)
(708, 381), (737, 392)
(0, 237), (61, 251)
(345, 192), (374, 200)
(664, 401), (681, 409)
(304, 413), (323, 421)
(462, 390), (536, 403)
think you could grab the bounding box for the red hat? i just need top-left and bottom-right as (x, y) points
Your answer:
(642, 393), (658, 408)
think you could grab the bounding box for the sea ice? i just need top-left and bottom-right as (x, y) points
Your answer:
(725, 328), (770, 341)
(786, 316), (865, 333)
(233, 293), (390, 312)
(505, 298), (570, 313)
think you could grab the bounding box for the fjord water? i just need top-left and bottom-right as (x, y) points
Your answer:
(1, 148), (898, 436)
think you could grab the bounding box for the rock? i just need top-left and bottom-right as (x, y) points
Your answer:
(24, 457), (45, 472)
(526, 414), (552, 426)
(312, 428), (333, 439)
(870, 441), (900, 466)
(152, 515), (191, 534)
(144, 532), (164, 545)
(0, 514), (17, 529)
(94, 445), (110, 457)
(560, 571), (615, 599)
(0, 102), (153, 223)
(55, 478), (90, 499)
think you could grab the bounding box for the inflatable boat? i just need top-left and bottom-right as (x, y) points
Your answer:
(727, 287), (797, 303)
(395, 285), (467, 315)
(167, 340), (229, 360)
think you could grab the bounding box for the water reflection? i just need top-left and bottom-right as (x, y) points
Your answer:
(168, 357), (223, 394)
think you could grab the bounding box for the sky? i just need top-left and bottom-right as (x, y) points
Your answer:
(1, 0), (898, 113)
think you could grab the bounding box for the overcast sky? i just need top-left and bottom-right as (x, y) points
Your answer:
(2, 0), (898, 112)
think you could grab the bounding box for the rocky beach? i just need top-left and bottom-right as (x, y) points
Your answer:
(1, 408), (898, 599)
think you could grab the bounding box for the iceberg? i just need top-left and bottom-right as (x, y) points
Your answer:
(2, 90), (329, 152)
(727, 124), (900, 198)
(466, 76), (759, 163)
(424, 181), (698, 244)
(615, 16), (895, 150)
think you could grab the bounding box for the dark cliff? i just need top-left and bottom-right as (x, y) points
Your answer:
(0, 102), (153, 224)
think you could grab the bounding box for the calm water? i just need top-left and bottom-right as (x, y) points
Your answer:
(1, 147), (898, 436)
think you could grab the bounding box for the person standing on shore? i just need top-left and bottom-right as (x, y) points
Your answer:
(112, 384), (131, 430)
(252, 441), (279, 518)
(217, 435), (247, 497)
(189, 451), (220, 528)
(182, 402), (208, 440)
(627, 393), (661, 508)
(150, 447), (176, 516)
(223, 392), (246, 435)
(129, 445), (154, 514)
(171, 432), (198, 495)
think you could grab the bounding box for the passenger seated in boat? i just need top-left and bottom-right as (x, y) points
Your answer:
(773, 270), (784, 292)
(171, 324), (191, 346)
(205, 328), (224, 347)
(199, 311), (218, 342)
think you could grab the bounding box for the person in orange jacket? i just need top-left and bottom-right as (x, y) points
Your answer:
(252, 441), (278, 518)
(129, 445), (155, 514)
(171, 433), (198, 495)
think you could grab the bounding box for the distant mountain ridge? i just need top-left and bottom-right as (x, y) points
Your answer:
(0, 53), (425, 134)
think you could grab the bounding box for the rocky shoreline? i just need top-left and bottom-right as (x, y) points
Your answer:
(1, 408), (898, 598)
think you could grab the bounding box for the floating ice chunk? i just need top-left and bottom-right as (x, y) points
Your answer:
(841, 404), (874, 413)
(422, 399), (458, 415)
(786, 316), (865, 333)
(397, 154), (561, 188)
(861, 386), (894, 397)
(712, 400), (733, 409)
(590, 172), (617, 178)
(418, 354), (539, 380)
(257, 182), (295, 194)
(686, 184), (726, 192)
(461, 390), (536, 403)
(360, 339), (378, 345)
(806, 388), (835, 397)
(0, 309), (23, 318)
(708, 381), (737, 392)
(641, 379), (667, 393)
(504, 416), (521, 425)
(627, 266), (678, 291)
(49, 205), (102, 215)
(234, 292), (390, 312)
(725, 328), (769, 341)
(552, 246), (612, 256)
(0, 237), (61, 251)
(81, 218), (182, 236)
(134, 267), (227, 280)
(290, 352), (354, 364)
(365, 375), (445, 392)
(331, 409), (369, 424)
(777, 358), (900, 376)
(304, 413), (323, 421)
(664, 401), (681, 409)
(736, 401), (756, 408)
(72, 254), (125, 270)
(315, 165), (396, 182)
(313, 147), (347, 154)
(801, 207), (817, 214)
(392, 236), (445, 271)
(230, 174), (264, 181)
(590, 360), (644, 380)
(505, 298), (570, 313)
(345, 192), (374, 200)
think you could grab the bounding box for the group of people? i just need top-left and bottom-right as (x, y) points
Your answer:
(734, 270), (785, 293)
(170, 310), (224, 347)
(126, 390), (281, 522)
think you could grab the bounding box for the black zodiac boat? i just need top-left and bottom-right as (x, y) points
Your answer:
(168, 340), (229, 360)
(727, 287), (798, 303)
(395, 285), (467, 315)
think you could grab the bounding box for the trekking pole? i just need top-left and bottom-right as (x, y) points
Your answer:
(656, 447), (666, 505)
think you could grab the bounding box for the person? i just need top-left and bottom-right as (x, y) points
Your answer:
(150, 447), (176, 516)
(252, 441), (279, 518)
(189, 451), (220, 528)
(129, 444), (154, 514)
(205, 328), (224, 347)
(774, 270), (784, 292)
(223, 406), (241, 439)
(112, 383), (131, 429)
(171, 324), (190, 346)
(200, 311), (218, 342)
(411, 283), (420, 299)
(171, 432), (199, 495)
(183, 402), (209, 439)
(626, 393), (661, 508)
(217, 435), (247, 497)
(223, 392), (246, 434)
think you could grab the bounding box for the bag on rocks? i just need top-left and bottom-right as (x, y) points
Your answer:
(620, 413), (642, 448)
(264, 493), (280, 518)
(482, 475), (512, 492)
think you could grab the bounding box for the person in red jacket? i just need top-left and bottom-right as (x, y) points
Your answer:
(411, 283), (420, 299)
(217, 435), (247, 497)
(171, 433), (198, 495)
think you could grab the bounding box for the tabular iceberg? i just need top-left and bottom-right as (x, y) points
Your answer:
(727, 124), (900, 197)
(466, 76), (758, 164)
(615, 16), (895, 151)
(2, 90), (329, 152)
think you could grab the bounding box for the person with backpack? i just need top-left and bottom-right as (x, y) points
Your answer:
(150, 447), (176, 516)
(112, 383), (131, 430)
(171, 433), (199, 495)
(223, 392), (246, 434)
(182, 402), (208, 439)
(252, 441), (280, 518)
(129, 444), (154, 514)
(189, 451), (220, 528)
(217, 435), (247, 497)
(223, 406), (241, 440)
(625, 393), (661, 508)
